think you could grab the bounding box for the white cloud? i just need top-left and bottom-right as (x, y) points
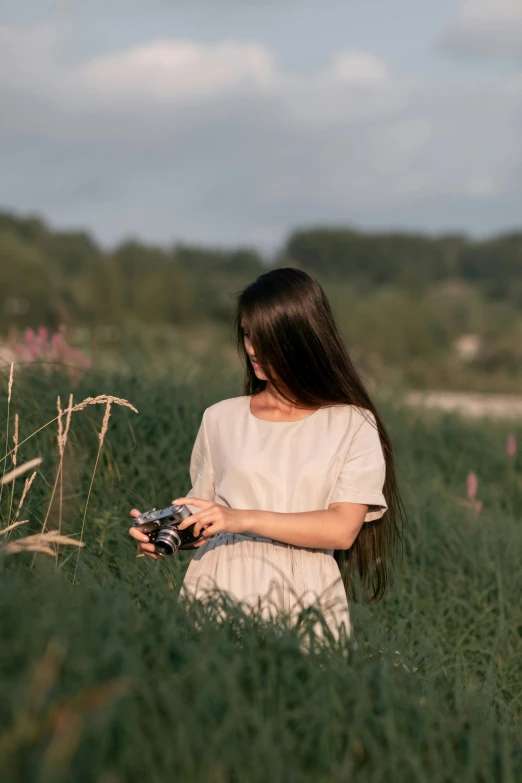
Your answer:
(330, 52), (390, 85)
(82, 39), (276, 100)
(0, 23), (60, 90)
(1, 22), (522, 248)
(441, 0), (522, 56)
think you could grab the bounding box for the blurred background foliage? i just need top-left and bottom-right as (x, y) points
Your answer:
(2, 209), (522, 392)
(1, 367), (521, 782)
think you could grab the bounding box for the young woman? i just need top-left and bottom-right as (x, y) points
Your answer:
(129, 267), (405, 642)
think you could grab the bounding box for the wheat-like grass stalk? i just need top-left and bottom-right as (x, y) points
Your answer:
(54, 394), (72, 563)
(1, 530), (85, 556)
(0, 362), (14, 515)
(59, 393), (73, 561)
(0, 392), (137, 574)
(7, 361), (13, 403)
(1, 458), (42, 486)
(73, 399), (114, 583)
(0, 638), (66, 757)
(57, 395), (63, 451)
(66, 395), (138, 415)
(12, 470), (37, 522)
(9, 412), (19, 519)
(8, 543), (57, 557)
(98, 400), (112, 446)
(40, 394), (74, 541)
(12, 413), (19, 468)
(0, 395), (138, 465)
(0, 519), (28, 536)
(2, 457), (41, 549)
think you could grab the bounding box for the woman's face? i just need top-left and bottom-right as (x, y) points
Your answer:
(241, 322), (268, 380)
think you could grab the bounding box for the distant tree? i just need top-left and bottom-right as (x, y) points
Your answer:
(0, 211), (49, 245)
(111, 240), (171, 313)
(134, 255), (193, 325)
(44, 231), (102, 278)
(284, 227), (470, 287)
(0, 231), (59, 329)
(459, 233), (522, 300)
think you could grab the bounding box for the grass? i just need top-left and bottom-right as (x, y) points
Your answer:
(0, 361), (521, 782)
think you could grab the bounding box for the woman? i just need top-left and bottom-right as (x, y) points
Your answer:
(129, 267), (406, 642)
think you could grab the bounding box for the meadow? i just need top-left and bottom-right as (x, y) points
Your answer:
(0, 359), (521, 783)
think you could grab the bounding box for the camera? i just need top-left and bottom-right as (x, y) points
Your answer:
(132, 504), (203, 556)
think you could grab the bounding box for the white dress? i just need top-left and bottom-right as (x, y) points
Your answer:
(180, 395), (388, 642)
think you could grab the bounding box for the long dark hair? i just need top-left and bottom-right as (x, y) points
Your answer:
(232, 267), (406, 603)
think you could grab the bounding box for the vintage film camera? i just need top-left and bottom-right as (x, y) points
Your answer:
(132, 504), (204, 556)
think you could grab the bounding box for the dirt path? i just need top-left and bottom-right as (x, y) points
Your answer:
(404, 390), (522, 420)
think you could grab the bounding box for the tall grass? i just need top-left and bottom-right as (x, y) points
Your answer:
(0, 362), (521, 782)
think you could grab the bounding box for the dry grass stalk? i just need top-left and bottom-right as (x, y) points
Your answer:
(7, 361), (13, 404)
(63, 393), (73, 449)
(13, 470), (37, 521)
(0, 363), (15, 514)
(1, 395), (138, 466)
(9, 543), (56, 556)
(12, 413), (19, 467)
(52, 393), (74, 564)
(57, 396), (64, 455)
(45, 394), (74, 539)
(56, 393), (74, 456)
(27, 638), (67, 714)
(0, 519), (28, 536)
(0, 389), (138, 573)
(98, 400), (112, 447)
(0, 638), (67, 758)
(65, 395), (138, 415)
(1, 457), (42, 486)
(0, 632), (130, 781)
(9, 412), (20, 517)
(41, 706), (84, 776)
(1, 530), (85, 556)
(73, 399), (118, 582)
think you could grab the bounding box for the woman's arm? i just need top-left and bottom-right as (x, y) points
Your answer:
(242, 503), (368, 550)
(173, 497), (368, 550)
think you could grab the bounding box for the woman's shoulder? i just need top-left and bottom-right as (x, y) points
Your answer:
(347, 404), (377, 425)
(328, 402), (376, 423)
(203, 395), (245, 421)
(328, 404), (378, 442)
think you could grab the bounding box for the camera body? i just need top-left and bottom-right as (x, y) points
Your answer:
(132, 504), (203, 556)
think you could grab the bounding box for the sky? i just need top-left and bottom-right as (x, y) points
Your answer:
(1, 0), (522, 254)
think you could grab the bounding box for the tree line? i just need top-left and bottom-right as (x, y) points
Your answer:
(1, 210), (522, 334)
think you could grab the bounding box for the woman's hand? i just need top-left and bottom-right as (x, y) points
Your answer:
(173, 497), (248, 546)
(128, 508), (164, 561)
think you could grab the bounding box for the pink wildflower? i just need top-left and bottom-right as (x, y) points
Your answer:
(9, 325), (91, 383)
(466, 471), (478, 499)
(459, 471), (482, 513)
(24, 328), (39, 360)
(507, 433), (517, 459)
(37, 326), (48, 345)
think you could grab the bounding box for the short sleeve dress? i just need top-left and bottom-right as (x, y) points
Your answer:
(180, 395), (388, 641)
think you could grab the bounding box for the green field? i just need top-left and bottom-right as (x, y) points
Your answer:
(1, 364), (521, 782)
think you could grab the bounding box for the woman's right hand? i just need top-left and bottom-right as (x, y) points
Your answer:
(128, 508), (164, 561)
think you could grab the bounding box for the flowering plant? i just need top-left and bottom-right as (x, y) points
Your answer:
(458, 470), (483, 513)
(10, 325), (92, 383)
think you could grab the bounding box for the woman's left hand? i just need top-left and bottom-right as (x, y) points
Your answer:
(172, 497), (248, 546)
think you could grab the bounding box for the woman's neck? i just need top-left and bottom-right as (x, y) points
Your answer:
(257, 385), (318, 415)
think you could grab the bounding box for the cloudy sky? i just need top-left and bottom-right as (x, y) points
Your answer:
(1, 0), (522, 253)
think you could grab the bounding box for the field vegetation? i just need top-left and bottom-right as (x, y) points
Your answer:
(0, 357), (521, 782)
(3, 210), (522, 393)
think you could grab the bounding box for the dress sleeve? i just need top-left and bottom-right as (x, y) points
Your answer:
(328, 409), (388, 522)
(183, 410), (216, 515)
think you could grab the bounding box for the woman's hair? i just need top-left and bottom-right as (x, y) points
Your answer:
(233, 266), (406, 603)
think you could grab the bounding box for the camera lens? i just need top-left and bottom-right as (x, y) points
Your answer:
(154, 526), (181, 556)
